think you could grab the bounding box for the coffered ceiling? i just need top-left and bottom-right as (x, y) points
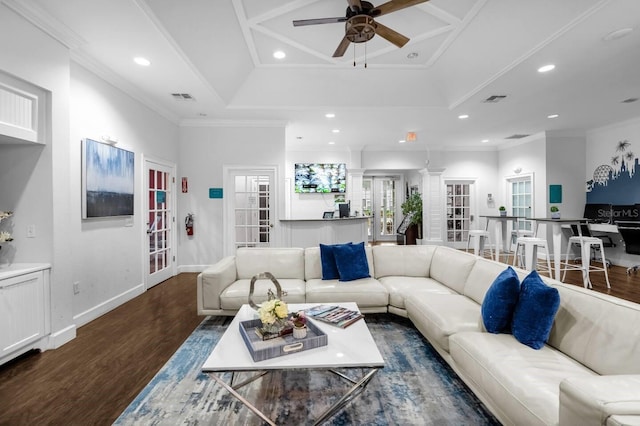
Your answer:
(6, 0), (640, 151)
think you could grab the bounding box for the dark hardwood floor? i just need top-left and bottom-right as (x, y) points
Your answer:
(1, 261), (639, 425)
(0, 273), (203, 426)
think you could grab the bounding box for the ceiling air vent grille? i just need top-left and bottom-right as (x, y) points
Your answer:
(171, 93), (195, 101)
(505, 134), (530, 140)
(483, 95), (507, 103)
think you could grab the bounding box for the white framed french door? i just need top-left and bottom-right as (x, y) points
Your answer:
(507, 173), (534, 233)
(144, 158), (176, 289)
(224, 166), (277, 256)
(445, 179), (477, 248)
(363, 176), (399, 243)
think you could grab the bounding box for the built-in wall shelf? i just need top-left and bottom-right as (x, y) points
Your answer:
(0, 70), (47, 145)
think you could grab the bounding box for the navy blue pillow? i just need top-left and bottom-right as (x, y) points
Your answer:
(512, 270), (561, 350)
(319, 243), (350, 280)
(481, 267), (521, 334)
(333, 242), (371, 282)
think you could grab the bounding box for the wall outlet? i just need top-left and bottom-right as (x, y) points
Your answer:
(27, 224), (36, 238)
(73, 281), (80, 294)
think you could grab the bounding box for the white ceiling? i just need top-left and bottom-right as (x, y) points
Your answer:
(9, 0), (640, 151)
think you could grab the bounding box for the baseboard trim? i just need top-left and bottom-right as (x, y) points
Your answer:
(178, 265), (208, 273)
(49, 324), (77, 349)
(73, 283), (145, 328)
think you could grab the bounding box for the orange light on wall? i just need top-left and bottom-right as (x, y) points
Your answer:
(406, 132), (417, 142)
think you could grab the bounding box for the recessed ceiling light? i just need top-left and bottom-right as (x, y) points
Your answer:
(407, 52), (419, 59)
(332, 129), (340, 133)
(273, 50), (286, 59)
(547, 114), (559, 119)
(325, 113), (335, 118)
(134, 57), (151, 66)
(399, 140), (406, 144)
(603, 28), (633, 42)
(328, 141), (335, 145)
(481, 139), (489, 143)
(538, 64), (555, 73)
(458, 114), (469, 119)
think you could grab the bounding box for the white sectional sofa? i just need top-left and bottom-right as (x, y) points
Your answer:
(197, 244), (640, 425)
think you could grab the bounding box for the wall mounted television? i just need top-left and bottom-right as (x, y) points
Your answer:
(294, 163), (346, 193)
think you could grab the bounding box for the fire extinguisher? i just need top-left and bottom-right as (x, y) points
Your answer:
(185, 213), (194, 236)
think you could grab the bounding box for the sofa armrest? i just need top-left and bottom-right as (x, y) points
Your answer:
(197, 256), (237, 313)
(560, 375), (640, 426)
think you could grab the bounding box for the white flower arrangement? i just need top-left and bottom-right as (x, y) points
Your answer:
(0, 211), (13, 220)
(258, 298), (289, 325)
(0, 231), (13, 242)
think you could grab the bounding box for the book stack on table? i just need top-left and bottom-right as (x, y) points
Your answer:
(305, 305), (364, 329)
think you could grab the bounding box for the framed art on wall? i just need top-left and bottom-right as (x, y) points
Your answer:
(82, 138), (135, 218)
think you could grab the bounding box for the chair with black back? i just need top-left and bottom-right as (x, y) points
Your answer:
(616, 220), (640, 274)
(583, 203), (612, 223)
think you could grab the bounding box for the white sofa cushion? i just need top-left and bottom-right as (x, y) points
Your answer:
(220, 278), (306, 311)
(429, 247), (477, 294)
(548, 283), (640, 376)
(406, 293), (483, 352)
(305, 277), (388, 309)
(378, 276), (454, 310)
(449, 331), (595, 426)
(372, 245), (435, 278)
(236, 247), (305, 280)
(463, 257), (527, 305)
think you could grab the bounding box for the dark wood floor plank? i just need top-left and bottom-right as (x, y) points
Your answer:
(1, 259), (639, 425)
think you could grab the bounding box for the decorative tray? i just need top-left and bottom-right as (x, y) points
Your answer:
(239, 318), (328, 362)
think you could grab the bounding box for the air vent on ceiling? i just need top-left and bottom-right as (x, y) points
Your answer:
(622, 97), (639, 103)
(505, 134), (530, 140)
(171, 93), (195, 101)
(483, 95), (507, 103)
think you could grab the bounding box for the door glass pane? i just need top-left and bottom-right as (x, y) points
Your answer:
(446, 183), (471, 243)
(234, 174), (271, 248)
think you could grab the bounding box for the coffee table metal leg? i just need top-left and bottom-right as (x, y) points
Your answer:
(313, 367), (381, 426)
(209, 372), (276, 426)
(209, 367), (380, 426)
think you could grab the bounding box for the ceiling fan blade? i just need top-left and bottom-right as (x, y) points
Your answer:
(333, 36), (351, 57)
(374, 22), (410, 48)
(293, 17), (347, 26)
(347, 0), (363, 13)
(371, 0), (429, 17)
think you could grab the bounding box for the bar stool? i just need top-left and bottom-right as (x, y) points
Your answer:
(512, 236), (552, 276)
(562, 235), (611, 289)
(467, 230), (493, 259)
(510, 229), (534, 252)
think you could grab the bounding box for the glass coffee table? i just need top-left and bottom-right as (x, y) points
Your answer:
(202, 302), (385, 425)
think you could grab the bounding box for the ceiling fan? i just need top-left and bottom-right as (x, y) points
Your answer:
(293, 0), (429, 58)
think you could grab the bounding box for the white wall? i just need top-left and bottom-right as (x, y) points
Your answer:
(177, 125), (285, 268)
(0, 5), (73, 347)
(545, 133), (586, 218)
(69, 63), (179, 325)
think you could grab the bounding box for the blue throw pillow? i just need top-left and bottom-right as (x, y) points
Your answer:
(512, 270), (561, 350)
(481, 266), (521, 334)
(319, 243), (350, 280)
(333, 241), (371, 282)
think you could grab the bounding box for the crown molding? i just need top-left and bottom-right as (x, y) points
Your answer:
(2, 0), (85, 49)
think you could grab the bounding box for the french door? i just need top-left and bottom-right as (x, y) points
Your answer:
(509, 175), (534, 232)
(445, 180), (477, 248)
(363, 177), (398, 243)
(144, 159), (176, 288)
(224, 167), (275, 255)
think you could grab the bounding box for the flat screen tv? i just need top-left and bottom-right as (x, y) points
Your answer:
(295, 163), (346, 193)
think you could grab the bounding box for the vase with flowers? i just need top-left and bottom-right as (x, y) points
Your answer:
(257, 289), (289, 335)
(290, 311), (307, 339)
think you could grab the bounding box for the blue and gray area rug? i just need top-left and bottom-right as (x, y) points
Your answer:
(114, 315), (499, 425)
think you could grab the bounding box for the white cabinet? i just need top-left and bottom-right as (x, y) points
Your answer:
(0, 264), (51, 365)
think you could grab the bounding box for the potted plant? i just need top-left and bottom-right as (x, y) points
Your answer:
(401, 192), (423, 242)
(290, 311), (307, 339)
(499, 206), (507, 217)
(550, 205), (560, 219)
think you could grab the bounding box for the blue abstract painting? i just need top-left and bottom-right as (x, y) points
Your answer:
(82, 138), (135, 218)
